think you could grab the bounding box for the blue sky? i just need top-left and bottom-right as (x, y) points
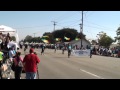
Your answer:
(0, 11), (119, 41)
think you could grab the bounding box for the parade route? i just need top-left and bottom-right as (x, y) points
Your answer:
(15, 48), (120, 79)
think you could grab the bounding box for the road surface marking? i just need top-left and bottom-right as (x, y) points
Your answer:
(80, 69), (104, 79)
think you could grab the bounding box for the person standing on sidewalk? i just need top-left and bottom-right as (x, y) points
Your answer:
(13, 52), (23, 79)
(0, 48), (4, 79)
(23, 48), (40, 79)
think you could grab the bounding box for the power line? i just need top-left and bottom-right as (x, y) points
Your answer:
(84, 24), (115, 32)
(54, 11), (79, 23)
(84, 20), (115, 30)
(54, 12), (72, 22)
(84, 11), (95, 19)
(14, 24), (52, 29)
(58, 19), (80, 24)
(60, 20), (80, 28)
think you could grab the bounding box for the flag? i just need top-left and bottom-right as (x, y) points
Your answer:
(43, 40), (49, 43)
(41, 39), (49, 43)
(75, 38), (80, 40)
(55, 38), (61, 41)
(64, 36), (70, 40)
(42, 36), (49, 38)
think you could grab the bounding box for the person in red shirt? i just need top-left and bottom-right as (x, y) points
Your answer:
(23, 48), (40, 79)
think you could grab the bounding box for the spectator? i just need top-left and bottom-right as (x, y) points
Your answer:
(0, 48), (4, 79)
(23, 48), (40, 79)
(8, 48), (14, 62)
(13, 52), (23, 79)
(5, 33), (11, 49)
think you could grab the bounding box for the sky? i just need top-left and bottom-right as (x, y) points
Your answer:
(0, 11), (120, 41)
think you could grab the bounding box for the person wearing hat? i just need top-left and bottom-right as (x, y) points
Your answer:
(23, 48), (40, 79)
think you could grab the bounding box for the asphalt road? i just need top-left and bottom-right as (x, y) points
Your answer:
(17, 48), (120, 79)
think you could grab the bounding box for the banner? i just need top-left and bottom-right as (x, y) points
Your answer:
(71, 49), (90, 56)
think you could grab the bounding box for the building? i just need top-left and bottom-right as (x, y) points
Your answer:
(69, 38), (91, 49)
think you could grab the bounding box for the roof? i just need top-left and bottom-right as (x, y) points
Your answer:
(70, 38), (90, 44)
(0, 25), (17, 36)
(0, 25), (16, 32)
(0, 25), (19, 43)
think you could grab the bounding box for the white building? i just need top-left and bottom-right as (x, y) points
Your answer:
(69, 38), (91, 49)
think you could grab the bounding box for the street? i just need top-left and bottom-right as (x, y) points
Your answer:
(19, 48), (120, 79)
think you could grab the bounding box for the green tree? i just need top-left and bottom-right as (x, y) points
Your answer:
(115, 27), (120, 45)
(76, 32), (86, 40)
(24, 35), (33, 43)
(42, 32), (53, 43)
(52, 28), (79, 42)
(36, 37), (41, 43)
(40, 28), (87, 44)
(97, 31), (114, 47)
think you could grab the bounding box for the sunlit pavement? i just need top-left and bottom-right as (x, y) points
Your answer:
(11, 48), (120, 79)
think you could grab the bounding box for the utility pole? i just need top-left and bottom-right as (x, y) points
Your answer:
(82, 11), (83, 33)
(79, 11), (83, 48)
(51, 21), (57, 44)
(33, 33), (36, 38)
(79, 24), (82, 48)
(51, 21), (57, 31)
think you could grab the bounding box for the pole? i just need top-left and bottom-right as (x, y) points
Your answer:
(80, 24), (82, 48)
(81, 11), (83, 48)
(54, 22), (56, 31)
(82, 11), (83, 33)
(51, 21), (57, 31)
(51, 21), (57, 44)
(33, 33), (35, 37)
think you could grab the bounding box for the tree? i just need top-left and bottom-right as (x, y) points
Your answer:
(41, 28), (87, 43)
(77, 32), (86, 39)
(11, 36), (16, 41)
(52, 28), (79, 42)
(24, 35), (33, 43)
(97, 31), (114, 47)
(42, 32), (54, 43)
(115, 27), (120, 45)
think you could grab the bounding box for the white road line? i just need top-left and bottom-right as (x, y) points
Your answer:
(80, 69), (105, 79)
